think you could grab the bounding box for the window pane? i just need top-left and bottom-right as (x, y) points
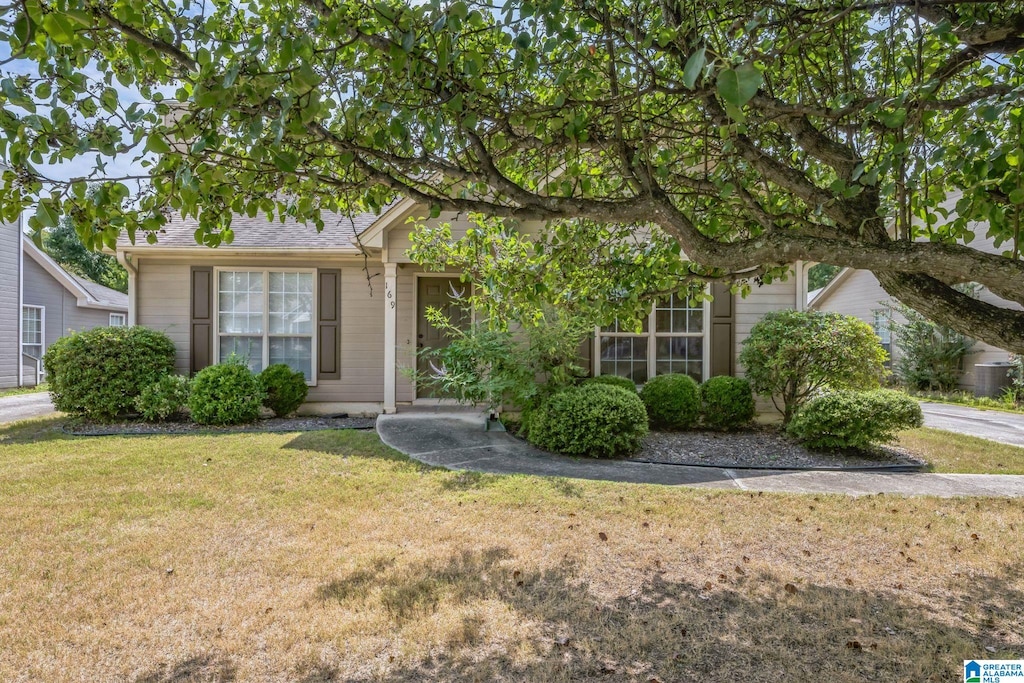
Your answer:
(269, 272), (313, 334)
(655, 336), (703, 382)
(219, 336), (263, 374)
(269, 337), (313, 381)
(599, 336), (648, 383)
(601, 317), (648, 334)
(656, 292), (704, 334)
(218, 272), (263, 334)
(21, 307), (42, 345)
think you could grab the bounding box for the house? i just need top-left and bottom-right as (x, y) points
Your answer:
(0, 217), (130, 389)
(116, 199), (808, 415)
(809, 205), (1017, 391)
(0, 216), (21, 389)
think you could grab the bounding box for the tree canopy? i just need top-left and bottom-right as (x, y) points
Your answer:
(1, 0), (1024, 348)
(44, 216), (128, 292)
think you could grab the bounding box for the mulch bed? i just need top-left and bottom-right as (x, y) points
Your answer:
(631, 426), (926, 469)
(64, 415), (377, 436)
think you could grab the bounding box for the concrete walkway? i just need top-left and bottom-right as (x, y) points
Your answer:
(920, 401), (1024, 447)
(0, 392), (56, 425)
(377, 412), (1024, 497)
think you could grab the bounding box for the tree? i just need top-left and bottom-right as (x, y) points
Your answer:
(43, 217), (128, 292)
(807, 264), (841, 292)
(2, 1), (1024, 348)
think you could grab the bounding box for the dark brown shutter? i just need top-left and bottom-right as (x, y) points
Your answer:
(317, 269), (341, 380)
(190, 266), (213, 375)
(709, 282), (735, 377)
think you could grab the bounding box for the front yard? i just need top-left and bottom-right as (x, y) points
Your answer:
(0, 420), (1022, 682)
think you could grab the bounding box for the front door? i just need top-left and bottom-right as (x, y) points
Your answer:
(416, 276), (469, 398)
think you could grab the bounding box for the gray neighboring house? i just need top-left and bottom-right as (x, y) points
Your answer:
(0, 216), (21, 389)
(2, 230), (129, 388)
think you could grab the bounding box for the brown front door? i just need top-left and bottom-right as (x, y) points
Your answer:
(416, 276), (469, 398)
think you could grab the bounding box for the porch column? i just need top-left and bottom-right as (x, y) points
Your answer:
(383, 262), (398, 414)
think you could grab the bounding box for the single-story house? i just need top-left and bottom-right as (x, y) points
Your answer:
(116, 199), (809, 415)
(0, 214), (130, 389)
(809, 204), (1018, 391)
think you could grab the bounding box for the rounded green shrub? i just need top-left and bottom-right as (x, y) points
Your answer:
(787, 389), (923, 449)
(43, 326), (176, 421)
(583, 375), (637, 393)
(700, 376), (755, 430)
(135, 374), (191, 422)
(188, 360), (265, 425)
(527, 384), (648, 457)
(739, 310), (888, 425)
(259, 364), (309, 417)
(639, 373), (700, 429)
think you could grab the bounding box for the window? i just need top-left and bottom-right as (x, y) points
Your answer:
(22, 306), (44, 359)
(109, 313), (126, 327)
(598, 292), (706, 383)
(215, 270), (316, 382)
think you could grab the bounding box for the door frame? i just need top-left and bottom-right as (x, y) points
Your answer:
(411, 272), (469, 403)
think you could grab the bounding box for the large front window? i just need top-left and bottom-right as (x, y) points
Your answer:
(598, 292), (706, 383)
(216, 270), (315, 381)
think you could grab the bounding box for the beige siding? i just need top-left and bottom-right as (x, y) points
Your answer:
(134, 257), (394, 405)
(0, 220), (20, 388)
(136, 261), (192, 375)
(307, 267), (386, 403)
(734, 276), (799, 375)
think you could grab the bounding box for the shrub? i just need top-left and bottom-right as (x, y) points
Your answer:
(527, 384), (648, 457)
(787, 389), (924, 449)
(887, 301), (975, 391)
(639, 373), (700, 429)
(258, 364), (309, 417)
(44, 326), (176, 421)
(583, 375), (637, 393)
(739, 310), (888, 424)
(188, 360), (264, 425)
(135, 374), (191, 422)
(700, 376), (755, 430)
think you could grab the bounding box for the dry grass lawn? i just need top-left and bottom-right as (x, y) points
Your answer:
(0, 419), (1022, 682)
(899, 427), (1024, 475)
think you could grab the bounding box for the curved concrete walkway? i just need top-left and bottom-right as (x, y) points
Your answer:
(377, 412), (1024, 497)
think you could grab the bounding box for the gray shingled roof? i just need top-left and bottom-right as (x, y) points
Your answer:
(68, 273), (129, 309)
(120, 208), (388, 250)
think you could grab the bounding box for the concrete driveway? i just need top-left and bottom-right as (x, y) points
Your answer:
(920, 402), (1024, 447)
(0, 392), (56, 425)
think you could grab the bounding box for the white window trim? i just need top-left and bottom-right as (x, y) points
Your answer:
(593, 293), (711, 383)
(212, 267), (318, 386)
(21, 305), (45, 385)
(872, 309), (891, 345)
(109, 312), (127, 327)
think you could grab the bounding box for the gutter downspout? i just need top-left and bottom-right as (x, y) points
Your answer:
(117, 251), (138, 325)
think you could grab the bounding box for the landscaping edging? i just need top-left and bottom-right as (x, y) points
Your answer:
(629, 457), (925, 472)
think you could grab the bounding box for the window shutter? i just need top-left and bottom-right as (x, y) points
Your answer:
(190, 266), (213, 375)
(318, 269), (341, 380)
(709, 282), (735, 377)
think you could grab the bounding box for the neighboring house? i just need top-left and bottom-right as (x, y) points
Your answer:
(116, 200), (808, 415)
(809, 215), (1018, 391)
(0, 216), (22, 389)
(17, 235), (129, 386)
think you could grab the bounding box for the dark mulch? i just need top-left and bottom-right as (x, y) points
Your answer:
(64, 415), (377, 436)
(632, 426), (925, 469)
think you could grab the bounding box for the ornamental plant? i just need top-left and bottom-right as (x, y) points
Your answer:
(527, 383), (648, 457)
(700, 376), (755, 430)
(638, 373), (701, 430)
(259, 364), (309, 417)
(44, 326), (176, 421)
(188, 358), (265, 425)
(787, 389), (924, 449)
(739, 310), (888, 424)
